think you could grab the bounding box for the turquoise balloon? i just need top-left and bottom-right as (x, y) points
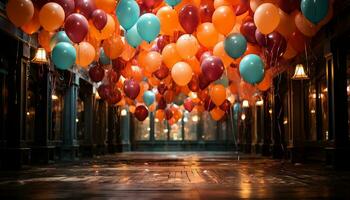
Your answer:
(239, 54), (265, 84)
(137, 13), (160, 43)
(224, 33), (247, 59)
(126, 24), (143, 48)
(143, 91), (155, 106)
(50, 31), (72, 51)
(301, 0), (328, 24)
(52, 42), (76, 70)
(116, 0), (140, 30)
(165, 0), (182, 6)
(99, 48), (110, 65)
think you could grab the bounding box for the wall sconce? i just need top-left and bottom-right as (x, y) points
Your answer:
(121, 109), (128, 116)
(241, 113), (246, 121)
(32, 48), (48, 64)
(242, 100), (249, 108)
(292, 64), (309, 80)
(255, 99), (264, 106)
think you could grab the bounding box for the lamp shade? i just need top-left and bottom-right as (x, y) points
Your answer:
(32, 47), (48, 64)
(292, 64), (309, 80)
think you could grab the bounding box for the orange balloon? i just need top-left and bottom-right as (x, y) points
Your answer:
(196, 22), (219, 49)
(39, 2), (65, 31)
(38, 30), (55, 52)
(144, 51), (162, 73)
(89, 14), (115, 40)
(185, 57), (201, 74)
(276, 10), (296, 38)
(21, 8), (40, 34)
(209, 84), (226, 106)
(155, 109), (165, 121)
(176, 34), (199, 59)
(250, 0), (277, 12)
(257, 69), (272, 91)
(137, 50), (148, 68)
(129, 105), (136, 113)
(244, 43), (261, 56)
(283, 41), (298, 60)
(212, 6), (236, 36)
(236, 11), (249, 24)
(227, 66), (240, 82)
(102, 34), (124, 59)
(156, 6), (180, 36)
(95, 0), (116, 13)
(6, 0), (34, 27)
(162, 43), (182, 69)
(75, 42), (95, 68)
(295, 12), (319, 37)
(210, 107), (225, 121)
(175, 0), (201, 12)
(254, 3), (280, 34)
(214, 0), (232, 9)
(229, 82), (238, 94)
(121, 38), (136, 61)
(213, 41), (233, 67)
(171, 62), (193, 86)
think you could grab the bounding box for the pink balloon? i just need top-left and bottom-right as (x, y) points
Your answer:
(74, 0), (95, 19)
(64, 13), (89, 43)
(178, 4), (200, 34)
(91, 9), (107, 30)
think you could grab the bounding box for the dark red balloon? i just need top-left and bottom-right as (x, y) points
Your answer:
(106, 69), (120, 84)
(112, 58), (126, 72)
(266, 31), (287, 58)
(107, 90), (122, 105)
(134, 105), (149, 121)
(187, 75), (199, 92)
(157, 35), (170, 52)
(198, 73), (211, 90)
(199, 51), (213, 63)
(178, 4), (200, 34)
(201, 56), (224, 82)
(75, 0), (96, 19)
(64, 13), (89, 43)
(142, 0), (162, 9)
(157, 96), (167, 110)
(98, 84), (111, 100)
(165, 108), (173, 120)
(33, 0), (49, 9)
(219, 99), (231, 112)
(204, 97), (215, 111)
(255, 29), (268, 47)
(91, 9), (107, 30)
(235, 0), (249, 16)
(89, 66), (105, 82)
(153, 64), (169, 80)
(184, 98), (195, 112)
(277, 0), (300, 14)
(53, 0), (75, 16)
(240, 21), (257, 44)
(199, 0), (214, 23)
(157, 83), (168, 95)
(123, 79), (140, 100)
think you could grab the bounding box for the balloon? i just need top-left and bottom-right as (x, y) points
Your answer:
(254, 3), (280, 34)
(198, 73), (211, 89)
(53, 0), (75, 16)
(171, 62), (193, 86)
(199, 0), (215, 23)
(6, 0), (34, 27)
(75, 42), (95, 67)
(144, 51), (162, 73)
(134, 105), (149, 121)
(137, 13), (161, 42)
(153, 64), (169, 80)
(249, 0), (277, 12)
(257, 69), (272, 91)
(235, 0), (250, 16)
(89, 14), (115, 40)
(196, 22), (219, 49)
(201, 56), (224, 82)
(91, 9), (107, 30)
(212, 6), (236, 35)
(301, 0), (328, 24)
(214, 75), (229, 87)
(156, 6), (180, 36)
(95, 0), (116, 13)
(295, 12), (319, 37)
(165, 108), (173, 120)
(176, 34), (199, 59)
(162, 43), (182, 68)
(184, 98), (195, 112)
(276, 0), (300, 14)
(121, 38), (136, 61)
(204, 96), (216, 111)
(155, 109), (165, 121)
(116, 0), (140, 30)
(107, 89), (122, 105)
(178, 4), (200, 34)
(240, 20), (257, 43)
(99, 48), (111, 65)
(98, 84), (112, 100)
(266, 31), (287, 58)
(21, 8), (40, 34)
(239, 54), (264, 84)
(255, 29), (268, 47)
(156, 35), (170, 51)
(38, 30), (55, 52)
(143, 90), (156, 106)
(64, 13), (89, 43)
(276, 9), (296, 38)
(214, 0), (232, 9)
(51, 42), (76, 70)
(50, 31), (72, 51)
(89, 66), (105, 82)
(39, 2), (65, 31)
(209, 84), (226, 106)
(213, 41), (233, 67)
(157, 96), (167, 109)
(210, 107), (225, 121)
(126, 24), (143, 48)
(187, 75), (199, 92)
(102, 35), (124, 59)
(283, 41), (298, 60)
(289, 29), (309, 53)
(224, 33), (247, 59)
(165, 0), (182, 7)
(219, 99), (231, 112)
(124, 79), (140, 100)
(74, 0), (95, 19)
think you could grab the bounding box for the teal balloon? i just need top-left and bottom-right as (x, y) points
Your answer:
(239, 54), (264, 84)
(301, 0), (328, 24)
(137, 13), (160, 43)
(214, 75), (229, 87)
(224, 33), (247, 59)
(50, 31), (72, 51)
(233, 103), (241, 119)
(143, 91), (155, 106)
(174, 93), (186, 106)
(126, 24), (143, 48)
(165, 0), (182, 6)
(99, 48), (110, 65)
(116, 0), (140, 30)
(52, 42), (76, 70)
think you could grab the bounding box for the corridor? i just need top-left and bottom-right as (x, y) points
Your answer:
(0, 152), (349, 199)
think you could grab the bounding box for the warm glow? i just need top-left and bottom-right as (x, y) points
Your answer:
(291, 64), (309, 80)
(192, 115), (199, 122)
(155, 118), (159, 122)
(189, 92), (198, 99)
(241, 113), (246, 121)
(163, 129), (169, 133)
(228, 95), (235, 104)
(95, 92), (101, 100)
(52, 94), (58, 100)
(183, 117), (188, 122)
(242, 100), (249, 108)
(269, 109), (272, 114)
(32, 48), (48, 64)
(256, 99), (264, 106)
(121, 109), (127, 116)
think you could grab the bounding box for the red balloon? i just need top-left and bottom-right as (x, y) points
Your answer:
(178, 4), (200, 34)
(157, 96), (167, 110)
(266, 31), (287, 58)
(277, 0), (300, 14)
(157, 83), (168, 95)
(198, 73), (211, 90)
(107, 90), (122, 105)
(156, 35), (170, 52)
(240, 20), (257, 44)
(106, 69), (120, 84)
(153, 64), (169, 80)
(91, 9), (107, 30)
(235, 0), (249, 16)
(64, 13), (89, 43)
(187, 75), (200, 92)
(289, 29), (309, 53)
(75, 0), (95, 19)
(201, 56), (224, 82)
(199, 0), (214, 23)
(142, 0), (162, 9)
(134, 105), (149, 121)
(112, 58), (126, 72)
(204, 97), (215, 111)
(89, 66), (105, 82)
(165, 108), (173, 120)
(98, 84), (111, 100)
(123, 79), (140, 100)
(53, 0), (75, 16)
(184, 98), (195, 112)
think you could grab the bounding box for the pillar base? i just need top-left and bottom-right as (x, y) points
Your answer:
(31, 146), (55, 164)
(261, 143), (271, 156)
(326, 147), (350, 169)
(61, 145), (79, 161)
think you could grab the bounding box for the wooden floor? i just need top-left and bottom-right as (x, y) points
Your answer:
(0, 152), (349, 199)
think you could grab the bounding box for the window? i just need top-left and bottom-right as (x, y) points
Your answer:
(184, 111), (198, 141)
(202, 112), (216, 140)
(134, 115), (150, 141)
(155, 120), (168, 140)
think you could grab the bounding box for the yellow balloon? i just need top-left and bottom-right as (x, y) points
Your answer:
(39, 2), (65, 31)
(171, 62), (193, 86)
(75, 42), (95, 68)
(254, 3), (280, 34)
(209, 84), (226, 106)
(162, 43), (182, 69)
(176, 34), (199, 59)
(212, 6), (236, 36)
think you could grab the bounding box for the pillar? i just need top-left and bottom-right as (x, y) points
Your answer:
(121, 108), (131, 151)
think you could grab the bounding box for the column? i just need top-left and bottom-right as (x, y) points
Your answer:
(79, 85), (94, 157)
(261, 93), (272, 156)
(107, 106), (117, 153)
(121, 108), (131, 151)
(271, 82), (285, 159)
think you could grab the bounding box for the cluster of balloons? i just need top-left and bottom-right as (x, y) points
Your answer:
(6, 0), (334, 122)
